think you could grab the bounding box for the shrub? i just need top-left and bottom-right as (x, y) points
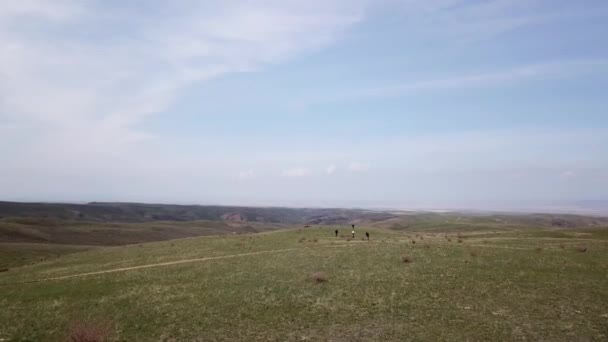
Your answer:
(575, 246), (588, 253)
(311, 272), (328, 283)
(559, 243), (565, 249)
(457, 239), (463, 243)
(68, 320), (112, 342)
(423, 244), (431, 249)
(346, 237), (352, 242)
(298, 237), (306, 243)
(312, 238), (318, 243)
(469, 251), (478, 257)
(401, 255), (412, 263)
(0, 268), (8, 273)
(447, 238), (452, 242)
(411, 240), (416, 244)
(535, 247), (543, 252)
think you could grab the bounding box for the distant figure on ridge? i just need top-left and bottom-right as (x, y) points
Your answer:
(365, 232), (370, 240)
(351, 229), (355, 239)
(335, 229), (338, 237)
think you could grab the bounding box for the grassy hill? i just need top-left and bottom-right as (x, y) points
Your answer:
(2, 201), (608, 272)
(0, 201), (394, 224)
(1, 226), (607, 341)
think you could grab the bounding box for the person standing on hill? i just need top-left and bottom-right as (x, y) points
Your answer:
(351, 224), (355, 238)
(335, 229), (338, 237)
(365, 232), (370, 240)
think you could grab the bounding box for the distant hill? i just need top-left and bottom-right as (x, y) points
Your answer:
(0, 201), (392, 224)
(1, 201), (607, 247)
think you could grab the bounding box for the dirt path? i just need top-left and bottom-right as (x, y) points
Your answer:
(6, 243), (362, 284)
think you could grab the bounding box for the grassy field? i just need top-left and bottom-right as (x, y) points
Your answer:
(0, 243), (94, 269)
(1, 225), (607, 341)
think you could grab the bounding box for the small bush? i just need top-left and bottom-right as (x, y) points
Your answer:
(469, 251), (478, 257)
(298, 237), (306, 243)
(401, 255), (412, 263)
(575, 246), (588, 253)
(447, 238), (452, 242)
(0, 268), (8, 273)
(68, 320), (112, 342)
(559, 243), (565, 249)
(457, 239), (463, 243)
(311, 272), (328, 283)
(312, 238), (318, 243)
(346, 238), (352, 242)
(423, 244), (431, 249)
(535, 247), (543, 252)
(411, 240), (416, 244)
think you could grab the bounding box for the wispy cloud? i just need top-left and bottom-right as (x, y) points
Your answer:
(0, 0), (365, 160)
(560, 171), (575, 179)
(238, 170), (255, 180)
(326, 164), (336, 175)
(347, 162), (369, 173)
(307, 59), (608, 104)
(283, 168), (312, 178)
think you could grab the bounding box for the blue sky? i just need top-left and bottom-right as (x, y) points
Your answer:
(1, 0), (607, 212)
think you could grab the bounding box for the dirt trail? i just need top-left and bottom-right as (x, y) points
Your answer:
(5, 243), (361, 284)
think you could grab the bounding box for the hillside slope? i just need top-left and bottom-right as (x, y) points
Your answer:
(1, 227), (607, 341)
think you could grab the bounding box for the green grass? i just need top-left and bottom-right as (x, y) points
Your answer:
(0, 243), (93, 269)
(1, 227), (608, 341)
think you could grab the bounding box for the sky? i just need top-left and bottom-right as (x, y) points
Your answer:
(1, 0), (607, 212)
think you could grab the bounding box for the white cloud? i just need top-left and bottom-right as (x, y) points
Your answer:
(560, 171), (575, 179)
(238, 170), (256, 180)
(305, 59), (608, 104)
(347, 162), (369, 172)
(326, 164), (336, 175)
(0, 1), (365, 171)
(283, 168), (312, 178)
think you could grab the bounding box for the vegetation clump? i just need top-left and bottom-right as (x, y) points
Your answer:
(68, 320), (112, 342)
(311, 272), (328, 283)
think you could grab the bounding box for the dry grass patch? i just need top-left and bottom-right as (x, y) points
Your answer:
(67, 320), (113, 342)
(575, 246), (588, 253)
(310, 271), (328, 283)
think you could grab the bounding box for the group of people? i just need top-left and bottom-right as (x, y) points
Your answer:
(334, 224), (370, 240)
